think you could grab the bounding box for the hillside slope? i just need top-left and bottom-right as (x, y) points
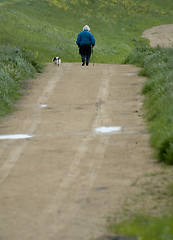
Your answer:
(1, 0), (173, 63)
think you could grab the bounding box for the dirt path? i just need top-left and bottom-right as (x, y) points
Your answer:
(0, 24), (172, 240)
(0, 62), (159, 240)
(142, 24), (173, 48)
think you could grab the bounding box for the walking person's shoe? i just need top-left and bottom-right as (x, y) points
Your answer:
(82, 62), (85, 66)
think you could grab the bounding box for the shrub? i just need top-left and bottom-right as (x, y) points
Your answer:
(0, 46), (43, 116)
(159, 136), (173, 165)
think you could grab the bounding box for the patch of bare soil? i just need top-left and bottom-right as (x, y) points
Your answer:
(0, 25), (173, 240)
(142, 24), (173, 48)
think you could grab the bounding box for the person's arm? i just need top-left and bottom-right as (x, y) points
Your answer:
(76, 34), (81, 47)
(90, 33), (95, 47)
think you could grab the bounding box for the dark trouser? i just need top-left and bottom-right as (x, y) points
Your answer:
(79, 44), (92, 65)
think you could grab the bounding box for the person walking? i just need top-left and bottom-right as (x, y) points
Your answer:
(76, 25), (95, 66)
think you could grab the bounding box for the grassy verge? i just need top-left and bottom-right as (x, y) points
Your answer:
(110, 214), (173, 240)
(109, 177), (173, 239)
(0, 46), (43, 116)
(124, 43), (173, 164)
(108, 167), (173, 239)
(109, 42), (173, 240)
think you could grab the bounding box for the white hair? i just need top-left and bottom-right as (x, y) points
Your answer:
(83, 25), (90, 31)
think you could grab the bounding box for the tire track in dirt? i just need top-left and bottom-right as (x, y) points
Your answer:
(0, 69), (63, 185)
(19, 66), (112, 240)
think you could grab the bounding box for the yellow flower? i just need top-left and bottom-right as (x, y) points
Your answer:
(48, 0), (69, 11)
(70, 0), (78, 5)
(85, 0), (88, 6)
(35, 51), (38, 58)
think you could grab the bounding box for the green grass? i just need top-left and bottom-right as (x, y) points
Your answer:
(0, 46), (43, 116)
(0, 0), (173, 63)
(111, 214), (173, 240)
(0, 0), (173, 116)
(124, 43), (173, 164)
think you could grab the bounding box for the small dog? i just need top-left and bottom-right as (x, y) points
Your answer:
(52, 57), (61, 66)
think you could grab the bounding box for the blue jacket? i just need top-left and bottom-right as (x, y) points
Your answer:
(76, 30), (95, 46)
